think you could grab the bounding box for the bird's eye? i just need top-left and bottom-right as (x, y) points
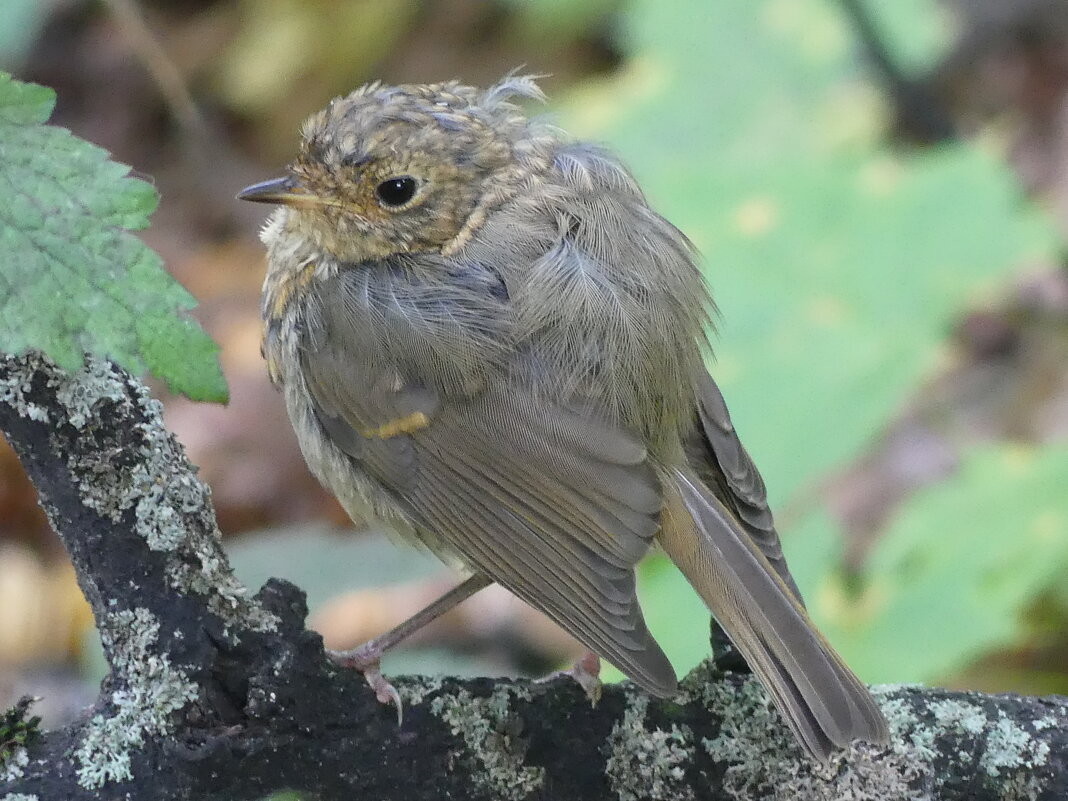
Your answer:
(375, 176), (417, 207)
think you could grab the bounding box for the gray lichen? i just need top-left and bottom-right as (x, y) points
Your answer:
(981, 714), (1050, 777)
(687, 665), (922, 801)
(430, 685), (543, 800)
(683, 663), (1064, 801)
(0, 748), (28, 783)
(55, 359), (208, 542)
(1033, 714), (1059, 731)
(929, 698), (988, 737)
(53, 358), (127, 430)
(40, 356), (278, 635)
(165, 552), (276, 634)
(605, 691), (694, 801)
(0, 357), (49, 422)
(910, 692), (1053, 801)
(977, 712), (1050, 801)
(397, 675), (444, 707)
(1, 793), (39, 801)
(73, 607), (198, 789)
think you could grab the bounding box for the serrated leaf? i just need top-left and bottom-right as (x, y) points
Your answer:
(0, 73), (227, 402)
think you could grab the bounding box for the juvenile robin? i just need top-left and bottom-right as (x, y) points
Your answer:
(239, 75), (889, 762)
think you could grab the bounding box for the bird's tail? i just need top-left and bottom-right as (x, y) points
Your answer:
(658, 467), (889, 762)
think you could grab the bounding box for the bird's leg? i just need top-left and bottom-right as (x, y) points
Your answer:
(536, 649), (603, 706)
(709, 616), (750, 674)
(327, 573), (493, 724)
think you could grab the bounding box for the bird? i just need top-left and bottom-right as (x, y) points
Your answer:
(238, 74), (889, 762)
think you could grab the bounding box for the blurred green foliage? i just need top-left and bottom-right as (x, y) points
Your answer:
(804, 447), (1068, 683)
(0, 74), (227, 402)
(214, 0), (421, 115)
(501, 0), (621, 46)
(6, 0), (1064, 698)
(557, 0), (1063, 685)
(0, 0), (48, 68)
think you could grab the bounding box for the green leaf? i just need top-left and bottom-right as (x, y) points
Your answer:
(0, 73), (227, 402)
(564, 0), (1059, 681)
(789, 447), (1068, 683)
(562, 0), (1055, 502)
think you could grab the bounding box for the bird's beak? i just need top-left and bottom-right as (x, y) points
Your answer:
(237, 176), (319, 207)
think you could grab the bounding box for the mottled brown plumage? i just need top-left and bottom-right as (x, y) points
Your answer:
(240, 75), (889, 762)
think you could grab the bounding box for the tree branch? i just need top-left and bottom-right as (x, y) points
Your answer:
(836, 0), (956, 144)
(0, 353), (1066, 800)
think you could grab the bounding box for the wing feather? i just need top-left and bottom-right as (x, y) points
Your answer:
(690, 367), (801, 598)
(299, 283), (678, 695)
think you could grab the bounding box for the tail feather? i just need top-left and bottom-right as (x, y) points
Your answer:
(660, 468), (888, 761)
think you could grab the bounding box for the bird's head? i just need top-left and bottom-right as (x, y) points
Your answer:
(239, 75), (551, 263)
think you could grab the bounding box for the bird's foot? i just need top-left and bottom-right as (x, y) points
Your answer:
(328, 642), (404, 725)
(709, 618), (750, 675)
(536, 650), (602, 706)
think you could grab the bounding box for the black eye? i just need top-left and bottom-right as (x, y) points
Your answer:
(375, 176), (417, 207)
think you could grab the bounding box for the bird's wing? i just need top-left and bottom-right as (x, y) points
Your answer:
(659, 468), (889, 761)
(660, 368), (889, 760)
(298, 271), (677, 696)
(687, 366), (803, 600)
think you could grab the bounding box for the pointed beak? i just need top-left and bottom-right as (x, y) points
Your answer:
(237, 176), (317, 206)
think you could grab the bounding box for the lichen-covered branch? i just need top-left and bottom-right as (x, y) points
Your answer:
(0, 352), (1067, 801)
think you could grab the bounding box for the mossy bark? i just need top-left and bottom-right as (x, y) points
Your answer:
(1, 353), (1067, 801)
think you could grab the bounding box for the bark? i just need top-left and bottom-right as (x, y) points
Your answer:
(0, 353), (1066, 801)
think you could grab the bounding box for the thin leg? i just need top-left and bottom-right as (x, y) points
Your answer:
(536, 649), (603, 706)
(328, 573), (493, 723)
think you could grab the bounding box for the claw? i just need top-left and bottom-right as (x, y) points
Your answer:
(536, 650), (603, 706)
(328, 644), (404, 726)
(571, 650), (603, 706)
(364, 665), (404, 726)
